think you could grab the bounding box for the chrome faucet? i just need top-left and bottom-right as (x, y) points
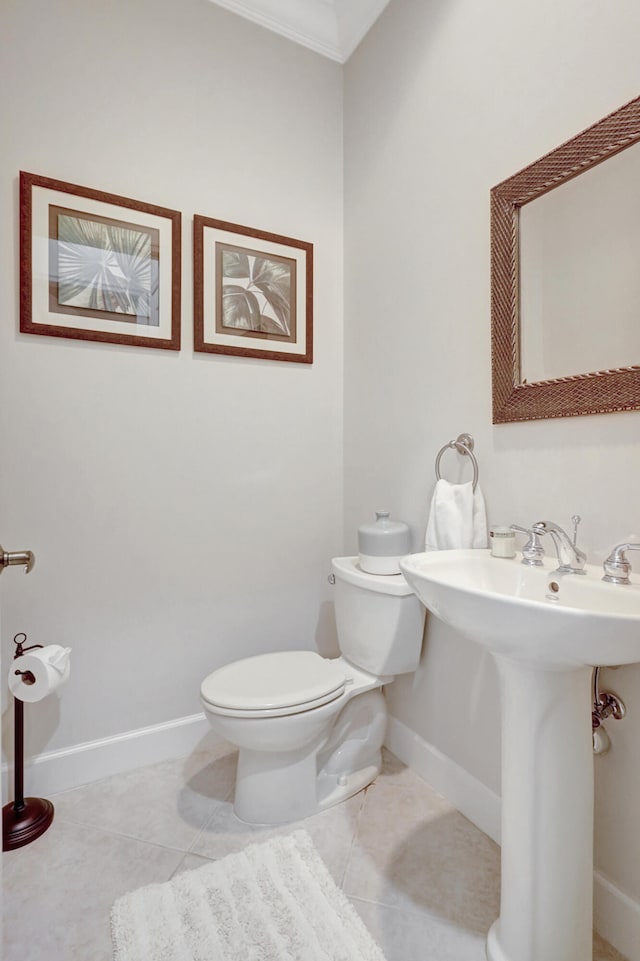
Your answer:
(602, 543), (640, 585)
(532, 517), (587, 574)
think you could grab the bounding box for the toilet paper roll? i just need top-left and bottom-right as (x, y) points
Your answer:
(8, 645), (71, 703)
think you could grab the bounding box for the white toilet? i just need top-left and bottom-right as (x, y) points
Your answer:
(200, 556), (425, 825)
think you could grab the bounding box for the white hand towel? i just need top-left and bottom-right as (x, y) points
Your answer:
(425, 479), (488, 550)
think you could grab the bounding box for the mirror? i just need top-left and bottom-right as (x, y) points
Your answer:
(491, 95), (640, 423)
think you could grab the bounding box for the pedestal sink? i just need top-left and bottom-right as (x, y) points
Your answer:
(399, 549), (640, 961)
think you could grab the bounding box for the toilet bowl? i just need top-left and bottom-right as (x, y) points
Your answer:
(200, 556), (425, 825)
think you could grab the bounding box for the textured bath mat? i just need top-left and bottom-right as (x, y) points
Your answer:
(111, 829), (386, 961)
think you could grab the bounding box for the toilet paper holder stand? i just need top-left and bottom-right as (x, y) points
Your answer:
(2, 632), (55, 851)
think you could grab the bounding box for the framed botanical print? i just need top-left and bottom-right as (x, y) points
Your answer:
(194, 215), (313, 364)
(20, 172), (181, 350)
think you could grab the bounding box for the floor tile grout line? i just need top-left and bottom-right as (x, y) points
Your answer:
(186, 790), (238, 854)
(338, 787), (369, 889)
(50, 814), (209, 858)
(346, 892), (493, 936)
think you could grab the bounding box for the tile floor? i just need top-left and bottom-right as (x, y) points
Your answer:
(2, 744), (627, 961)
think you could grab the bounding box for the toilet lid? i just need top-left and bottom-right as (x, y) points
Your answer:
(201, 651), (347, 716)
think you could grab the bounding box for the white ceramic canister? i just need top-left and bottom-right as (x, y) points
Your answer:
(358, 511), (411, 574)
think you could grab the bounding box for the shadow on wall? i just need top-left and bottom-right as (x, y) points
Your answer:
(1, 690), (62, 764)
(315, 599), (340, 659)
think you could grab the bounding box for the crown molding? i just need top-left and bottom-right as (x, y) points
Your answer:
(208, 0), (390, 63)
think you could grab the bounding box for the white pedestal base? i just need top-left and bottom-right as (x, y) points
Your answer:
(488, 656), (594, 961)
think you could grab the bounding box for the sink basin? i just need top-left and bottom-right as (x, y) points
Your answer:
(399, 548), (640, 961)
(400, 548), (640, 666)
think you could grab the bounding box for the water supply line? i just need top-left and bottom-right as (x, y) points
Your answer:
(592, 666), (626, 755)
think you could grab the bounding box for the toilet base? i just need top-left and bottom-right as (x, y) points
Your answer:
(234, 752), (382, 825)
(316, 760), (381, 812)
(233, 689), (387, 824)
(235, 743), (323, 824)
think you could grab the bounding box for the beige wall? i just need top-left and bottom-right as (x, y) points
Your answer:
(344, 0), (640, 950)
(0, 0), (343, 756)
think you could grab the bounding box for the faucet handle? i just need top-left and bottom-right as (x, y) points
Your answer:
(510, 525), (545, 566)
(602, 543), (640, 585)
(571, 515), (581, 547)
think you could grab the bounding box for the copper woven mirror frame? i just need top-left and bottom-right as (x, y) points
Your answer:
(491, 95), (640, 423)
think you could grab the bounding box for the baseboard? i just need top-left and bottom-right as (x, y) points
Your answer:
(385, 715), (502, 844)
(385, 715), (640, 961)
(2, 712), (224, 800)
(594, 870), (640, 961)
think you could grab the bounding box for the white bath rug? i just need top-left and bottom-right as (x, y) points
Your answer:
(111, 829), (386, 961)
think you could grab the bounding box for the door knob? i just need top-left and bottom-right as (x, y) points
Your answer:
(0, 545), (35, 575)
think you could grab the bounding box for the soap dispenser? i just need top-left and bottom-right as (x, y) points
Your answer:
(358, 511), (411, 575)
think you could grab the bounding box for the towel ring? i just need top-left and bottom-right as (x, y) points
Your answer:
(434, 433), (479, 492)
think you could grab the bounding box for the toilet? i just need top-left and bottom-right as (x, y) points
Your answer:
(200, 556), (425, 825)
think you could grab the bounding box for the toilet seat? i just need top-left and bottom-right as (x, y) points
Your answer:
(201, 651), (347, 718)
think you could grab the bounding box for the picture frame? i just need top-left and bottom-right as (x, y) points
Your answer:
(194, 215), (313, 363)
(20, 171), (181, 350)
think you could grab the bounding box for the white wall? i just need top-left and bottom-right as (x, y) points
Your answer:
(0, 0), (343, 759)
(344, 0), (640, 952)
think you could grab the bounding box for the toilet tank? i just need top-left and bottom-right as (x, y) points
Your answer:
(331, 556), (425, 676)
